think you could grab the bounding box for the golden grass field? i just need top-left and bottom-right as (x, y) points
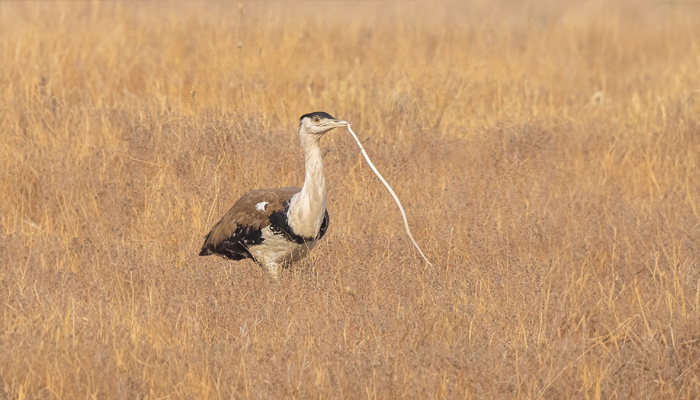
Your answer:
(2, 1), (700, 398)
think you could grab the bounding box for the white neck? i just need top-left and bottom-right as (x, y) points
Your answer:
(287, 132), (326, 238)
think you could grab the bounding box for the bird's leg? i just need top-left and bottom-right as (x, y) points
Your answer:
(266, 263), (281, 280)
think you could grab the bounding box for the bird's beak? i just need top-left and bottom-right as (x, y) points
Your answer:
(331, 119), (348, 127)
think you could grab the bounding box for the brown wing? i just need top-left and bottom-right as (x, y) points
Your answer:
(199, 187), (300, 260)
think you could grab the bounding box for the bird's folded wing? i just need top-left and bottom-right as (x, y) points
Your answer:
(200, 187), (301, 257)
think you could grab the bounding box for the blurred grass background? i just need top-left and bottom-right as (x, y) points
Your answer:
(1, 1), (699, 398)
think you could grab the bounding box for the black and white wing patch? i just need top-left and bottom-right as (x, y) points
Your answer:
(199, 224), (264, 260)
(199, 188), (301, 261)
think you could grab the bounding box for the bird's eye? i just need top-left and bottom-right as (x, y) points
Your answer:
(313, 116), (320, 123)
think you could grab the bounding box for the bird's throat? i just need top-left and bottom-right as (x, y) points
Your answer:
(288, 135), (326, 239)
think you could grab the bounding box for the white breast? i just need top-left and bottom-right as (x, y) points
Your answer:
(287, 192), (326, 239)
(249, 227), (318, 267)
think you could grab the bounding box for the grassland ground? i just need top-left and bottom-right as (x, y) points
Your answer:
(1, 1), (700, 398)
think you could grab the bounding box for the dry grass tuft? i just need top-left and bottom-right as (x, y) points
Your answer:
(2, 2), (699, 398)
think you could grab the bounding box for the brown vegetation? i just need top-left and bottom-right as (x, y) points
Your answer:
(1, 2), (699, 398)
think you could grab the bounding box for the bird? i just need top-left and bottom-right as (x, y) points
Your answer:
(199, 111), (348, 279)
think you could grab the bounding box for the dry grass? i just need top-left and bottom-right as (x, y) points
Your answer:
(2, 1), (700, 398)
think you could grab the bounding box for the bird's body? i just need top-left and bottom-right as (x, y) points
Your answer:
(199, 187), (329, 275)
(199, 112), (346, 278)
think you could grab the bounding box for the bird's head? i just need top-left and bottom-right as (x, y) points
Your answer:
(299, 112), (347, 138)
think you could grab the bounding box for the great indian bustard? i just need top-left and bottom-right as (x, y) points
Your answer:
(199, 112), (348, 279)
